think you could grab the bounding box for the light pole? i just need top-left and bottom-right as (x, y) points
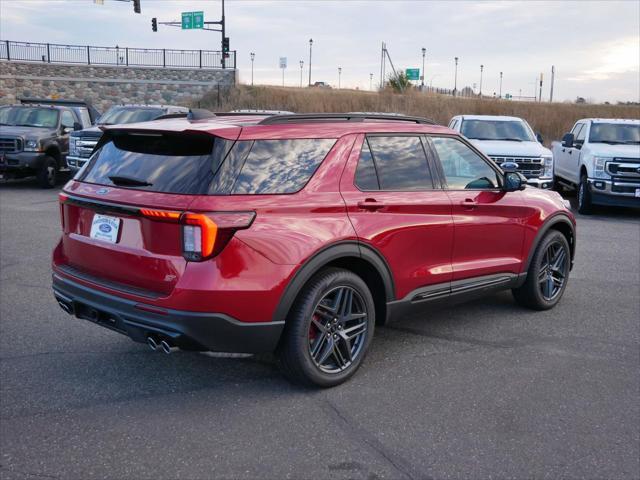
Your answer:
(421, 47), (426, 89)
(370, 73), (373, 91)
(453, 57), (459, 96)
(299, 60), (304, 88)
(499, 71), (503, 98)
(479, 64), (483, 97)
(308, 38), (313, 86)
(250, 52), (255, 86)
(338, 67), (342, 89)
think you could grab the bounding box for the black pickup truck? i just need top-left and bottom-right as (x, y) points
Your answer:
(0, 99), (99, 188)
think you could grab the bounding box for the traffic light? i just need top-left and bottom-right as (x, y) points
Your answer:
(222, 37), (230, 53)
(151, 17), (157, 32)
(132, 0), (141, 14)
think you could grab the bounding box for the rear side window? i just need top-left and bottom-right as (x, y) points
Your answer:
(365, 136), (434, 190)
(354, 140), (380, 190)
(80, 134), (335, 195)
(230, 139), (335, 194)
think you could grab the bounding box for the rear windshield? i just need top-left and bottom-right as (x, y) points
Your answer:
(79, 133), (336, 195)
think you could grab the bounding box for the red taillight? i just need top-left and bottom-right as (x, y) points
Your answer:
(139, 208), (255, 261)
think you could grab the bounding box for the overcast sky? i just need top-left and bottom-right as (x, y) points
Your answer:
(1, 0), (639, 103)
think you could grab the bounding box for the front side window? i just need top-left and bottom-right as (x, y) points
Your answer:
(431, 137), (500, 190)
(461, 119), (535, 142)
(365, 136), (434, 191)
(61, 111), (76, 129)
(575, 124), (587, 143)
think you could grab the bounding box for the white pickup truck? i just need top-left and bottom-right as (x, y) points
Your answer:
(552, 118), (640, 214)
(448, 115), (553, 189)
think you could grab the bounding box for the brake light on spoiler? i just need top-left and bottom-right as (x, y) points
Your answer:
(139, 208), (255, 261)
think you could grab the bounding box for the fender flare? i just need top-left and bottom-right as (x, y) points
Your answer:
(524, 214), (576, 272)
(271, 241), (395, 323)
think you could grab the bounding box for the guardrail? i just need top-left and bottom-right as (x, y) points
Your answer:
(0, 40), (236, 69)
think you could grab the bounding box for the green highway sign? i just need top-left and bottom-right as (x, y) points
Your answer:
(182, 11), (204, 30)
(406, 68), (420, 81)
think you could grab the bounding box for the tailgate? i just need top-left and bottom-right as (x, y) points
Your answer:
(58, 183), (195, 297)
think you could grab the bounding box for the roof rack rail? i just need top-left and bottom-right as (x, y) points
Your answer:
(258, 113), (437, 126)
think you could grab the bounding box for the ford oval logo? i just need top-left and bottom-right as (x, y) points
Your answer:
(99, 224), (112, 233)
(96, 188), (110, 195)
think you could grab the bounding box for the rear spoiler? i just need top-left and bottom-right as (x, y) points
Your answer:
(19, 97), (101, 124)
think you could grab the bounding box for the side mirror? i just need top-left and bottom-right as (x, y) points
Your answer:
(562, 133), (574, 148)
(503, 172), (526, 192)
(536, 132), (544, 144)
(73, 122), (83, 131)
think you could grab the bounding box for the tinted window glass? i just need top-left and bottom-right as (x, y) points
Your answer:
(80, 133), (230, 194)
(355, 140), (380, 190)
(98, 107), (165, 125)
(367, 136), (433, 190)
(575, 124), (587, 142)
(231, 139), (335, 194)
(589, 123), (639, 144)
(571, 123), (583, 135)
(61, 110), (76, 128)
(461, 120), (535, 141)
(431, 137), (499, 189)
(0, 106), (59, 128)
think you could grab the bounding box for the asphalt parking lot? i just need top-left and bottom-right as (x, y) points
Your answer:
(1, 177), (638, 480)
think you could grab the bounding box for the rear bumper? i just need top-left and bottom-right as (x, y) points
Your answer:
(52, 273), (285, 354)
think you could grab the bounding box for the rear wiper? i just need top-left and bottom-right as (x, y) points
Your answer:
(108, 175), (153, 187)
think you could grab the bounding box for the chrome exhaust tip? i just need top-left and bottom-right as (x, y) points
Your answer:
(147, 336), (159, 351)
(160, 339), (178, 355)
(57, 300), (73, 314)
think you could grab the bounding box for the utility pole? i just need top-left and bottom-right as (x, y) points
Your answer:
(308, 38), (313, 86)
(338, 67), (342, 89)
(421, 47), (426, 89)
(539, 72), (543, 102)
(221, 0), (226, 69)
(380, 42), (385, 91)
(299, 60), (304, 88)
(550, 65), (555, 102)
(250, 52), (255, 86)
(479, 64), (484, 97)
(370, 73), (373, 91)
(499, 71), (503, 98)
(453, 57), (459, 96)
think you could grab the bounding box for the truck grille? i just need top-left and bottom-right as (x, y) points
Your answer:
(0, 137), (23, 154)
(76, 136), (100, 159)
(607, 158), (640, 179)
(490, 156), (544, 179)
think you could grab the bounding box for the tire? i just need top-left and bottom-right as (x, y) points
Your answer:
(577, 173), (593, 215)
(36, 156), (57, 189)
(277, 267), (375, 388)
(512, 230), (571, 310)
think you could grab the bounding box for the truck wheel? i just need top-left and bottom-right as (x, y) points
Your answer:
(277, 268), (375, 388)
(512, 230), (570, 310)
(577, 173), (593, 215)
(36, 157), (57, 189)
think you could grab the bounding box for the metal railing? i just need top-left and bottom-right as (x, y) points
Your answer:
(0, 40), (236, 69)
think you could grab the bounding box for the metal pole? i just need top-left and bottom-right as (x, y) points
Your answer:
(538, 73), (543, 102)
(299, 60), (304, 88)
(87, 45), (90, 65)
(453, 57), (458, 96)
(250, 52), (255, 85)
(199, 49), (202, 69)
(46, 43), (51, 63)
(479, 64), (483, 96)
(338, 67), (341, 89)
(499, 71), (503, 98)
(550, 66), (555, 102)
(221, 0), (226, 69)
(370, 73), (373, 91)
(379, 42), (384, 91)
(308, 38), (313, 86)
(126, 47), (129, 66)
(163, 48), (166, 67)
(6, 40), (10, 61)
(421, 47), (426, 88)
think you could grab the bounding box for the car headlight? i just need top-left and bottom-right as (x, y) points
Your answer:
(24, 139), (41, 152)
(593, 156), (612, 179)
(69, 137), (78, 156)
(541, 155), (553, 179)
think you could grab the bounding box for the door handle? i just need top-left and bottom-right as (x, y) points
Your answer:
(357, 199), (385, 211)
(460, 198), (478, 210)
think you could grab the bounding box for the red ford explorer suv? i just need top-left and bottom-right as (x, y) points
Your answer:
(52, 112), (576, 387)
